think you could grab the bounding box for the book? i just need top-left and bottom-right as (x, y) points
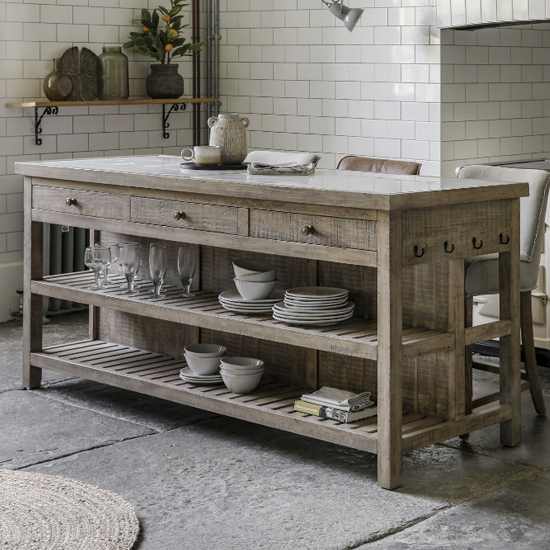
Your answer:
(294, 400), (378, 424)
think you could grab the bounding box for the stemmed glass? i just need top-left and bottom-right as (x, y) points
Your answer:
(149, 242), (168, 299)
(120, 243), (142, 295)
(84, 246), (111, 290)
(95, 242), (120, 287)
(178, 245), (196, 298)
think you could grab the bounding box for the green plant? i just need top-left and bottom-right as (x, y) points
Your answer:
(123, 0), (203, 64)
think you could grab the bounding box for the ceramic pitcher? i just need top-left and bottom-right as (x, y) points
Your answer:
(207, 113), (250, 165)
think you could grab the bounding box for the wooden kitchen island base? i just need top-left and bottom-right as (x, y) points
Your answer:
(18, 156), (527, 489)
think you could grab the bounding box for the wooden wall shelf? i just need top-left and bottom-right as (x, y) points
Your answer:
(5, 98), (220, 145)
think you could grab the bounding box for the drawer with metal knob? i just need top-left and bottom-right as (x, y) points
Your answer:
(32, 185), (131, 220)
(249, 209), (377, 251)
(130, 196), (240, 235)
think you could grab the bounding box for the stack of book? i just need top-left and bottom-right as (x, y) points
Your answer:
(294, 386), (377, 424)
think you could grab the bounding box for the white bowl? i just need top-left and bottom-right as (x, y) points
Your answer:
(234, 270), (277, 283)
(221, 371), (264, 393)
(220, 367), (264, 376)
(221, 357), (265, 369)
(184, 344), (227, 358)
(184, 353), (222, 376)
(233, 259), (274, 277)
(234, 278), (277, 301)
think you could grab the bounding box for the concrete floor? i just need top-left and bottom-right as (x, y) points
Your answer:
(2, 313), (550, 549)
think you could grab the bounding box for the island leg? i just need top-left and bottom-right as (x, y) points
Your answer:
(377, 210), (403, 490)
(499, 198), (521, 446)
(23, 177), (43, 389)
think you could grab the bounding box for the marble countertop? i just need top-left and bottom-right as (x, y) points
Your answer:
(16, 155), (529, 211)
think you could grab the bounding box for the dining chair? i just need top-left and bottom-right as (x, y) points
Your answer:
(337, 156), (421, 175)
(457, 165), (550, 419)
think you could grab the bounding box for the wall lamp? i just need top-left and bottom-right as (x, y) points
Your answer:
(322, 0), (364, 32)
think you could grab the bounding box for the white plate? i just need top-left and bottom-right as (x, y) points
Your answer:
(282, 298), (349, 307)
(274, 310), (354, 320)
(274, 314), (354, 324)
(274, 301), (354, 315)
(284, 295), (348, 303)
(219, 298), (276, 308)
(273, 313), (353, 327)
(221, 305), (273, 315)
(219, 288), (285, 304)
(180, 367), (223, 381)
(285, 287), (348, 299)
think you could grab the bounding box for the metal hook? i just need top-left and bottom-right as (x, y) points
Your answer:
(414, 245), (425, 258)
(472, 237), (483, 250)
(444, 241), (455, 253)
(499, 233), (510, 245)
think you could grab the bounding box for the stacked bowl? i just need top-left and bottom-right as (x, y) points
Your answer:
(273, 287), (354, 326)
(219, 259), (283, 314)
(180, 343), (226, 384)
(220, 357), (264, 394)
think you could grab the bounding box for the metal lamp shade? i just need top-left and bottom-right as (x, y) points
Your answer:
(328, 2), (364, 31)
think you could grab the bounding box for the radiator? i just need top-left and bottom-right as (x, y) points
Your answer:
(43, 224), (89, 314)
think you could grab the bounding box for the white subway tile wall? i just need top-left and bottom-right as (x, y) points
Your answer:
(0, 0), (200, 269)
(218, 0), (442, 175)
(440, 24), (550, 176)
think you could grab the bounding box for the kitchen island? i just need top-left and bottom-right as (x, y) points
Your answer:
(16, 155), (527, 489)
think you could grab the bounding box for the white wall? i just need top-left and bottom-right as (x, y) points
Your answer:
(440, 24), (550, 177)
(0, 0), (198, 322)
(218, 0), (443, 175)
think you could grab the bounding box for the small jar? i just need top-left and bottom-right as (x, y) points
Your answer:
(98, 47), (129, 100)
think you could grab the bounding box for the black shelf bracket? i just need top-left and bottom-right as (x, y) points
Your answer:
(34, 106), (59, 145)
(162, 103), (186, 139)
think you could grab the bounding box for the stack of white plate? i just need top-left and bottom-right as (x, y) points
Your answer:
(219, 289), (285, 314)
(273, 287), (354, 326)
(179, 366), (223, 385)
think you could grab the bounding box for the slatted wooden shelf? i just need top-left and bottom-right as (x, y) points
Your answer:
(31, 339), (450, 454)
(31, 271), (456, 361)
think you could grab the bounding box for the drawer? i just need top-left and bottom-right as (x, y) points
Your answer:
(131, 196), (240, 235)
(402, 200), (512, 266)
(249, 209), (377, 251)
(32, 185), (130, 221)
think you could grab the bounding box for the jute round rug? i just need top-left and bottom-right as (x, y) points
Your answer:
(0, 470), (140, 550)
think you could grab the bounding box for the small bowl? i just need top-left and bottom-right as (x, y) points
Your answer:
(221, 357), (264, 369)
(184, 354), (222, 376)
(220, 367), (264, 376)
(234, 270), (277, 283)
(184, 344), (227, 358)
(234, 278), (277, 301)
(233, 259), (274, 278)
(221, 371), (264, 394)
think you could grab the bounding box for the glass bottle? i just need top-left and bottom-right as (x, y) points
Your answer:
(43, 58), (73, 101)
(98, 47), (129, 100)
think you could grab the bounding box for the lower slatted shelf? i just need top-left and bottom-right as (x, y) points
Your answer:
(31, 339), (448, 455)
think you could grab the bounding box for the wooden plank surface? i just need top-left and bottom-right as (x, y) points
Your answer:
(6, 98), (219, 108)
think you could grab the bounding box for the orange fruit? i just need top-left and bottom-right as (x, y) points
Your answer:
(165, 44), (173, 52)
(168, 29), (178, 38)
(142, 26), (150, 33)
(162, 14), (170, 22)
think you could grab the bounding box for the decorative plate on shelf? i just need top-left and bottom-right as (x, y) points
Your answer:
(60, 47), (98, 101)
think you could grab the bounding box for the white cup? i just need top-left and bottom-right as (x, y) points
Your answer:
(181, 145), (221, 166)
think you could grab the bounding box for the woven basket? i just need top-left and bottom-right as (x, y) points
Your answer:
(146, 64), (183, 99)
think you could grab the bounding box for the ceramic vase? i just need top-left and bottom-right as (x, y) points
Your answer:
(146, 64), (183, 99)
(43, 58), (73, 102)
(207, 113), (250, 165)
(98, 47), (129, 100)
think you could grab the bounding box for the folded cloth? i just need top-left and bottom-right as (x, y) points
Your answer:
(244, 150), (321, 167)
(247, 161), (316, 176)
(301, 387), (374, 412)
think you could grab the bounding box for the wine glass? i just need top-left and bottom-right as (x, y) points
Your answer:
(95, 242), (119, 286)
(120, 243), (142, 295)
(149, 242), (168, 299)
(178, 245), (196, 298)
(84, 247), (104, 290)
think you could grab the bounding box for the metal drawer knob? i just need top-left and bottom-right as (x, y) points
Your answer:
(301, 225), (314, 236)
(174, 211), (185, 220)
(66, 198), (77, 206)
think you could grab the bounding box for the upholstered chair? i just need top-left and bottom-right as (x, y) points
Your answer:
(457, 165), (550, 417)
(337, 156), (421, 176)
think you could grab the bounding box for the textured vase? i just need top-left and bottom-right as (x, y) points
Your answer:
(207, 113), (250, 165)
(146, 64), (183, 99)
(43, 58), (73, 102)
(98, 47), (129, 100)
